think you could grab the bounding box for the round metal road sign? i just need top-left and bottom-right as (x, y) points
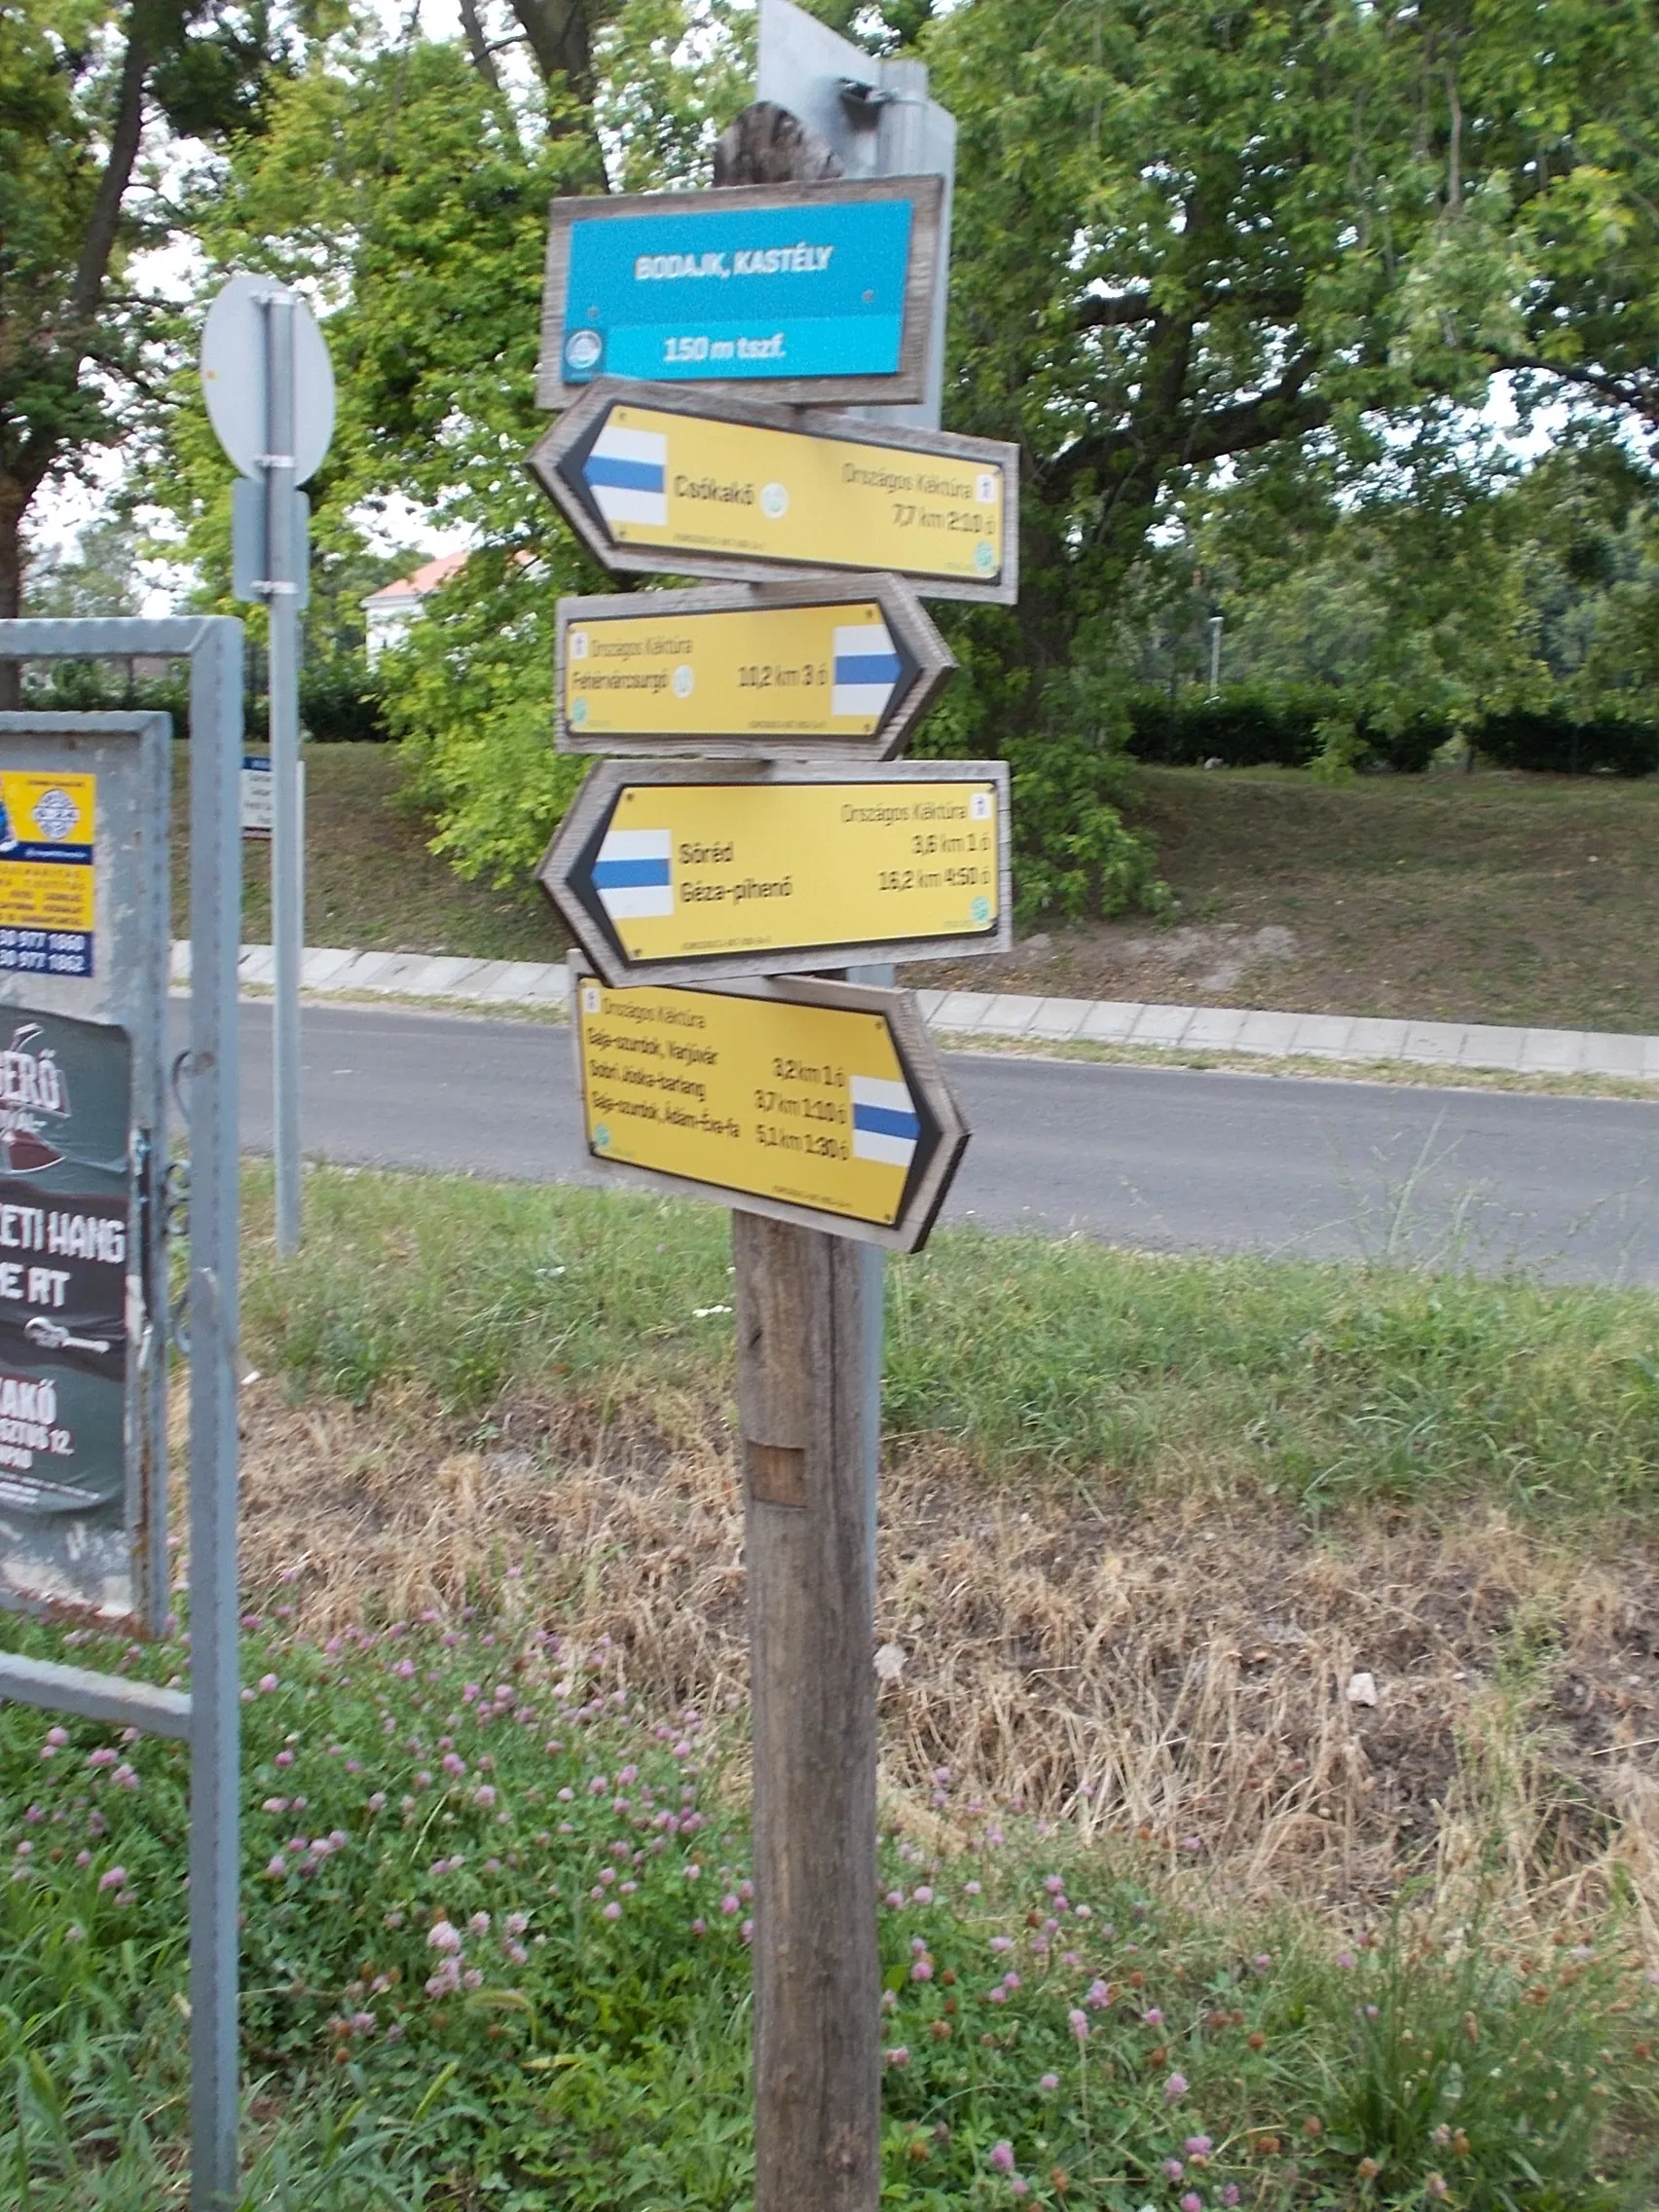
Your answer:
(200, 272), (336, 483)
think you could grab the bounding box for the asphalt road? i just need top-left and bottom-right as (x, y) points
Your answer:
(211, 998), (1659, 1284)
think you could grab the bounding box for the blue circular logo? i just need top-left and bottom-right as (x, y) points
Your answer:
(593, 1124), (610, 1150)
(970, 895), (990, 924)
(564, 327), (604, 378)
(570, 697), (588, 726)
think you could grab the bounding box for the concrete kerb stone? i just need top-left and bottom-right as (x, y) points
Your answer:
(472, 960), (570, 1004)
(1579, 1031), (1647, 1079)
(301, 946), (361, 989)
(1025, 997), (1095, 1042)
(979, 994), (1045, 1036)
(1344, 1018), (1409, 1060)
(1181, 1008), (1248, 1051)
(327, 951), (405, 992)
(1287, 1014), (1355, 1058)
(1129, 1003), (1196, 1048)
(1400, 1021), (1466, 1066)
(1520, 1028), (1586, 1075)
(1076, 1002), (1141, 1044)
(1458, 1025), (1528, 1073)
(1234, 1011), (1302, 1055)
(181, 941), (1659, 1084)
(934, 991), (995, 1034)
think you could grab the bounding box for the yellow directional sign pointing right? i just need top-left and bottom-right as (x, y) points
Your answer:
(556, 577), (955, 759)
(573, 971), (967, 1251)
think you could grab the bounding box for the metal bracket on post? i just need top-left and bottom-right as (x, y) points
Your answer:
(0, 615), (244, 2212)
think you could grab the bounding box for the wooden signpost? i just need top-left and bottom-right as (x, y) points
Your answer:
(532, 27), (1001, 2203)
(554, 576), (955, 759)
(542, 757), (1009, 985)
(526, 377), (1018, 604)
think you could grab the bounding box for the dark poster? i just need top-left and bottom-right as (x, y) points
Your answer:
(0, 1010), (136, 1619)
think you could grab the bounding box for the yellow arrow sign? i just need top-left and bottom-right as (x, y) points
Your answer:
(556, 578), (954, 758)
(573, 973), (967, 1250)
(543, 760), (1010, 986)
(528, 380), (1018, 605)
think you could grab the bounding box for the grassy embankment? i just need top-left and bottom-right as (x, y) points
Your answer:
(4, 1168), (1658, 2205)
(937, 765), (1659, 1035)
(182, 745), (1659, 1034)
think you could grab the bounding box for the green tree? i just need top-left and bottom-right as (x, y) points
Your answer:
(149, 0), (1659, 911)
(152, 0), (747, 861)
(0, 0), (312, 701)
(20, 512), (144, 616)
(925, 0), (1659, 735)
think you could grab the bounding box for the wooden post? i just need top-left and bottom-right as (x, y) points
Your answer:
(734, 1210), (879, 2212)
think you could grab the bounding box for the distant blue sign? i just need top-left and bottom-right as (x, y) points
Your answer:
(561, 198), (916, 387)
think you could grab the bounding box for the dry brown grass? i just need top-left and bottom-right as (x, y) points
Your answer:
(211, 1378), (1659, 1953)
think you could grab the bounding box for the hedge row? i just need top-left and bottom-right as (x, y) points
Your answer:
(1123, 687), (1659, 776)
(20, 662), (389, 745)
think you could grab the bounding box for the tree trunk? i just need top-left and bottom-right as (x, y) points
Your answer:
(0, 488), (23, 711)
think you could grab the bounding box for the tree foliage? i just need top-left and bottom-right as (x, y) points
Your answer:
(138, 0), (1659, 907)
(0, 0), (323, 699)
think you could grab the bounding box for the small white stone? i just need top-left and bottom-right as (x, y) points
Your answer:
(873, 1643), (907, 1682)
(1346, 1670), (1379, 1708)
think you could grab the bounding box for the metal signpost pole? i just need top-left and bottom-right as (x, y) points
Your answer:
(263, 292), (304, 1255)
(202, 274), (333, 1261)
(185, 615), (247, 2209)
(0, 615), (245, 2210)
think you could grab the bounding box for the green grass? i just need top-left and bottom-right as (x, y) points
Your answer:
(918, 765), (1659, 1035)
(8, 1169), (1659, 2202)
(242, 1164), (1659, 1530)
(167, 744), (569, 964)
(172, 745), (1659, 1037)
(2, 1599), (1653, 2208)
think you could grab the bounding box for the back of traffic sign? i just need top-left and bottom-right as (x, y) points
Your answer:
(200, 273), (336, 484)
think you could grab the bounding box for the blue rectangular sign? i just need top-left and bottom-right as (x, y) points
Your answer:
(560, 198), (916, 387)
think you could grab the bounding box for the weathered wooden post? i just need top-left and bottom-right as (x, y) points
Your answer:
(530, 9), (1014, 2201)
(736, 1214), (880, 2206)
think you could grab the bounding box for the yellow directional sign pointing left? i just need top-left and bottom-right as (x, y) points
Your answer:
(527, 379), (1018, 606)
(542, 758), (1011, 987)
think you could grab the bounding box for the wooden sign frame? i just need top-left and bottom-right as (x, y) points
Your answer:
(553, 575), (957, 760)
(542, 756), (1012, 986)
(537, 176), (944, 412)
(570, 969), (969, 1253)
(525, 378), (1020, 607)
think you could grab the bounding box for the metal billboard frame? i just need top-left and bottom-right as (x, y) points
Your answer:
(0, 712), (172, 1636)
(0, 617), (244, 2211)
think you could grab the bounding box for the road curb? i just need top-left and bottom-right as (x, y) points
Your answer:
(171, 940), (1659, 1082)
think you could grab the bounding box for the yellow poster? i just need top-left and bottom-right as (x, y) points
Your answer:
(575, 979), (927, 1229)
(565, 599), (905, 742)
(0, 773), (96, 979)
(580, 401), (1007, 588)
(577, 777), (1000, 963)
